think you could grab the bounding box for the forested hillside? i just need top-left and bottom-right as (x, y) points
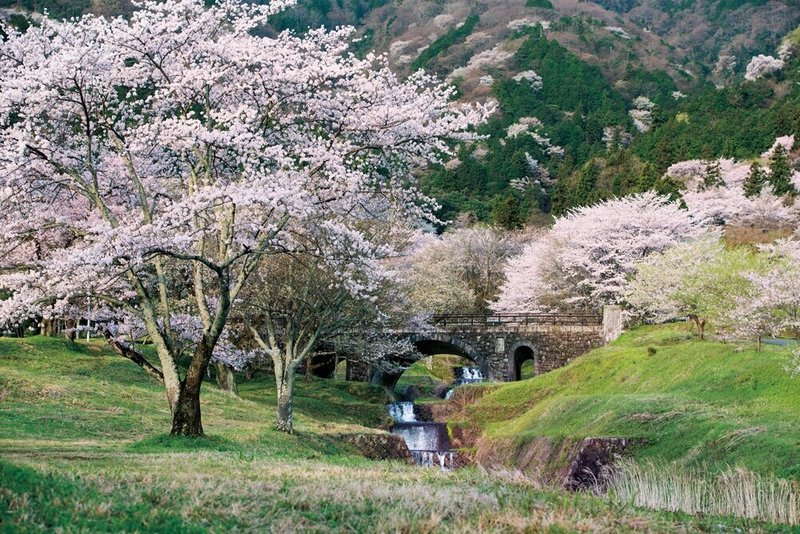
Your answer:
(2, 0), (799, 225)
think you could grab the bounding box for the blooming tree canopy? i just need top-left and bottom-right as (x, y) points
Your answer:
(720, 239), (800, 348)
(0, 0), (489, 435)
(494, 192), (707, 313)
(626, 234), (757, 338)
(404, 226), (520, 314)
(744, 54), (785, 81)
(668, 154), (800, 229)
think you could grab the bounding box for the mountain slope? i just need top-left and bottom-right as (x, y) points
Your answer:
(360, 0), (800, 86)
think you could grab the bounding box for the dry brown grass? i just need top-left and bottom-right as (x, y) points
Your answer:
(610, 461), (800, 526)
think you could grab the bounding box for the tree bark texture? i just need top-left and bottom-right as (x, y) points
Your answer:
(215, 363), (238, 395)
(170, 338), (215, 436)
(275, 364), (296, 434)
(103, 330), (165, 384)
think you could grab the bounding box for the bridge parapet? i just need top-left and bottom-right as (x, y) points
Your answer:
(430, 313), (603, 329)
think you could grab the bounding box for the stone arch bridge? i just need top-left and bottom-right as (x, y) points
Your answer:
(344, 307), (623, 390)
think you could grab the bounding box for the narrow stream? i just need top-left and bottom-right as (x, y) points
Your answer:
(388, 366), (484, 469)
(444, 367), (484, 400)
(388, 401), (455, 469)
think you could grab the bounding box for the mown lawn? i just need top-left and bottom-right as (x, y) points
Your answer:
(0, 335), (794, 532)
(457, 324), (800, 479)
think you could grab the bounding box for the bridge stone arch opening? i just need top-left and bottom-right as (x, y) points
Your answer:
(510, 342), (538, 381)
(369, 334), (485, 393)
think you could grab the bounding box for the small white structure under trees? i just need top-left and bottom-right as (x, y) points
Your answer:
(0, 0), (489, 435)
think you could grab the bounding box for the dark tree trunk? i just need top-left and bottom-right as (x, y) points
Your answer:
(171, 383), (203, 437)
(171, 339), (214, 437)
(103, 330), (164, 384)
(215, 363), (238, 395)
(65, 319), (76, 342)
(688, 315), (706, 340)
(275, 366), (295, 434)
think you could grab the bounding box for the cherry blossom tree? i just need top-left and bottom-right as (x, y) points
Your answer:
(404, 227), (520, 314)
(745, 55), (785, 81)
(0, 0), (488, 436)
(494, 192), (707, 313)
(626, 234), (757, 339)
(720, 239), (800, 349)
(236, 248), (379, 433)
(673, 155), (799, 229)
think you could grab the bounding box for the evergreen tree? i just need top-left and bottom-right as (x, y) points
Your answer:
(700, 159), (723, 190)
(768, 145), (795, 196)
(636, 163), (659, 192)
(653, 175), (684, 203)
(491, 194), (526, 230)
(742, 162), (766, 198)
(574, 160), (600, 207)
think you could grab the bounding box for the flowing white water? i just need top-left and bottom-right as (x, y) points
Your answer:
(411, 451), (456, 469)
(459, 367), (483, 382)
(387, 402), (416, 423)
(389, 404), (455, 470)
(389, 366), (486, 469)
(443, 366), (485, 400)
(392, 423), (447, 451)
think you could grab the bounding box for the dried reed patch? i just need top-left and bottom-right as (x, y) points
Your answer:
(610, 461), (800, 525)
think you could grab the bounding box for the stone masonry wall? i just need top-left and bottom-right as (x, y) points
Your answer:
(345, 311), (615, 385)
(447, 325), (605, 381)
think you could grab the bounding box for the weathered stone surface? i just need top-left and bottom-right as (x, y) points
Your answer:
(336, 433), (413, 463)
(562, 437), (634, 490)
(344, 309), (621, 388)
(473, 435), (640, 490)
(412, 403), (434, 422)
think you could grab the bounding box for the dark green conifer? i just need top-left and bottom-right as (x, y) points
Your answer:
(768, 145), (796, 196)
(700, 159), (723, 190)
(491, 194), (526, 230)
(636, 163), (659, 192)
(742, 162), (766, 198)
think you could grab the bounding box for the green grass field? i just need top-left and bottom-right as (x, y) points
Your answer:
(0, 333), (796, 531)
(455, 324), (800, 479)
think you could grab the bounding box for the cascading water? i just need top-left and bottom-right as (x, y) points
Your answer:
(457, 366), (484, 383)
(443, 366), (484, 400)
(387, 402), (456, 470)
(388, 367), (485, 469)
(387, 401), (416, 423)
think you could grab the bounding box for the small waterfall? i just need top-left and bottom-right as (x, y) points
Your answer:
(387, 402), (416, 423)
(443, 366), (485, 400)
(388, 404), (456, 470)
(410, 450), (456, 469)
(458, 366), (483, 383)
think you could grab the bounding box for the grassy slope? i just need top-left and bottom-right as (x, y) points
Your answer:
(0, 336), (786, 532)
(459, 324), (800, 479)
